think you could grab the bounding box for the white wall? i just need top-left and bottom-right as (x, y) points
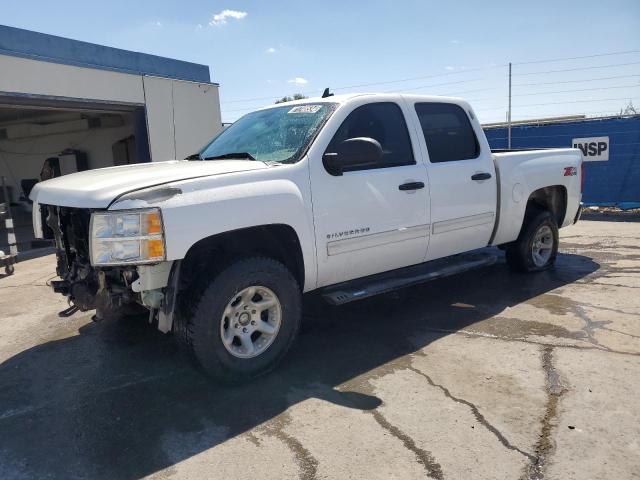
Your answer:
(143, 76), (176, 161)
(0, 54), (145, 104)
(0, 120), (134, 201)
(0, 54), (222, 168)
(173, 79), (221, 158)
(143, 76), (222, 161)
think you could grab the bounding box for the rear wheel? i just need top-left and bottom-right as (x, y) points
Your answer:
(506, 209), (559, 273)
(176, 256), (301, 382)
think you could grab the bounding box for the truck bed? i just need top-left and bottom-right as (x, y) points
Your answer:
(491, 148), (582, 246)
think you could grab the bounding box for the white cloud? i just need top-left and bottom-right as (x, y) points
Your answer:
(210, 9), (247, 26)
(266, 47), (276, 53)
(445, 66), (455, 71)
(196, 23), (203, 29)
(288, 77), (308, 85)
(155, 21), (163, 27)
(450, 39), (462, 44)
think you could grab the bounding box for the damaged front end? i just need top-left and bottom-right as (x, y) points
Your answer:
(44, 205), (176, 327)
(46, 206), (138, 318)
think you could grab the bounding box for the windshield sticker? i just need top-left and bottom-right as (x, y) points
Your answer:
(288, 105), (322, 114)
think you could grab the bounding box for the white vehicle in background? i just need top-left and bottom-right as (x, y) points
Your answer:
(30, 92), (583, 381)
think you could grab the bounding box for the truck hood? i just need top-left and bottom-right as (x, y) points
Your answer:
(30, 160), (268, 209)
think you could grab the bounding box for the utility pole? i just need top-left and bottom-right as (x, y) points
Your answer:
(507, 62), (512, 149)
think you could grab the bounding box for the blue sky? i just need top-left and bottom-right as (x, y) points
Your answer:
(2, 0), (639, 122)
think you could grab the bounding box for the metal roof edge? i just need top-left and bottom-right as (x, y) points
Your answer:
(0, 24), (212, 83)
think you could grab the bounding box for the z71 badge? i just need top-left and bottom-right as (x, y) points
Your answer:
(564, 166), (577, 176)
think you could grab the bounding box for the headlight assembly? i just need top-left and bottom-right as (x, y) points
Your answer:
(90, 208), (165, 266)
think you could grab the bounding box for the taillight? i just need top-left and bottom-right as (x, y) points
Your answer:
(580, 157), (585, 194)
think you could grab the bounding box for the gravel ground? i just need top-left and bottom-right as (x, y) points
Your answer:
(0, 219), (638, 480)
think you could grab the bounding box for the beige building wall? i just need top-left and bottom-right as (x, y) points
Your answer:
(0, 54), (222, 165)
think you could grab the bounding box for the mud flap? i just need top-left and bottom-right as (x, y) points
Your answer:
(158, 260), (181, 333)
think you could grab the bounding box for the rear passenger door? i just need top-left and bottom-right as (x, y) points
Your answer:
(309, 100), (430, 287)
(410, 101), (497, 260)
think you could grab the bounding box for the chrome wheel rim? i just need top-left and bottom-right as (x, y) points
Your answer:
(220, 286), (282, 359)
(531, 225), (554, 267)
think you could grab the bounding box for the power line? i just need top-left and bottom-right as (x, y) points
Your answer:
(477, 97), (640, 112)
(221, 66), (506, 104)
(514, 84), (640, 97)
(466, 84), (640, 105)
(223, 77), (490, 113)
(513, 50), (640, 65)
(382, 78), (483, 93)
(513, 73), (640, 87)
(330, 66), (498, 91)
(520, 96), (639, 108)
(515, 61), (640, 76)
(221, 52), (640, 119)
(221, 50), (640, 108)
(438, 87), (500, 97)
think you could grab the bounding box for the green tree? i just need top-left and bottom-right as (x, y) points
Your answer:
(275, 93), (308, 104)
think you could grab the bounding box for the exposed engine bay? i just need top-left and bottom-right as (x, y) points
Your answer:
(45, 205), (140, 319)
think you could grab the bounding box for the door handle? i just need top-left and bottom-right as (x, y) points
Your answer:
(471, 172), (492, 181)
(399, 181), (425, 191)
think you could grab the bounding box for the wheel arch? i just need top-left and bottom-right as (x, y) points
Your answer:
(178, 224), (306, 293)
(524, 185), (567, 227)
(494, 184), (567, 248)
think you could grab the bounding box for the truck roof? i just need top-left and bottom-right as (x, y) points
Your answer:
(255, 92), (471, 111)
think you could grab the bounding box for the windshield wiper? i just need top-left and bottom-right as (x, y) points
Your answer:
(203, 152), (256, 161)
(185, 153), (202, 160)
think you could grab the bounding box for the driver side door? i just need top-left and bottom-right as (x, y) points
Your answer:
(309, 100), (430, 287)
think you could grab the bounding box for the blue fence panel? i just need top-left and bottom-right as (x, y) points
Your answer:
(484, 116), (640, 208)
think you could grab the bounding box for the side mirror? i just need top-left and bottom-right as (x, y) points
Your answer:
(323, 137), (383, 176)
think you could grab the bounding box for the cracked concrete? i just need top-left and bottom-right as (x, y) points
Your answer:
(522, 346), (568, 480)
(0, 219), (639, 479)
(405, 362), (535, 463)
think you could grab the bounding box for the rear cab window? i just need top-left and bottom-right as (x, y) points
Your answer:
(414, 103), (480, 163)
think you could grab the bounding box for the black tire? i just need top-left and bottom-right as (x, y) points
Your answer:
(506, 209), (559, 273)
(176, 256), (301, 382)
(4, 264), (14, 276)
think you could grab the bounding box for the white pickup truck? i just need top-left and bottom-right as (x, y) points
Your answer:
(31, 93), (583, 381)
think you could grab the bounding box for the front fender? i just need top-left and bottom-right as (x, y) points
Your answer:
(111, 167), (317, 291)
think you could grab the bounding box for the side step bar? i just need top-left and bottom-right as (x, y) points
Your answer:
(321, 250), (498, 305)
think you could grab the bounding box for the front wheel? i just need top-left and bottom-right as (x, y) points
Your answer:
(506, 210), (559, 273)
(177, 257), (301, 382)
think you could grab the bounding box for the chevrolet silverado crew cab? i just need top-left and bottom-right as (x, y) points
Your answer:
(30, 93), (583, 381)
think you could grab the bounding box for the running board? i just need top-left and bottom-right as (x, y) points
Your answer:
(321, 250), (498, 305)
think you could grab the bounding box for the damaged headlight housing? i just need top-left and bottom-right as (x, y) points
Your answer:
(90, 208), (165, 266)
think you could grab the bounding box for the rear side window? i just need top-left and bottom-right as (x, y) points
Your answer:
(326, 102), (415, 169)
(415, 103), (480, 163)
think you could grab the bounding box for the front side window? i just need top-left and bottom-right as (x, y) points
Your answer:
(415, 103), (480, 163)
(200, 103), (336, 164)
(325, 102), (415, 170)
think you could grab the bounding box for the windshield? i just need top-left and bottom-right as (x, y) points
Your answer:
(200, 103), (337, 164)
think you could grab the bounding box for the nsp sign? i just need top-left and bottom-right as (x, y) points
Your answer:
(572, 136), (609, 162)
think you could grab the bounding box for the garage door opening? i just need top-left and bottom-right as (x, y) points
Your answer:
(0, 102), (150, 253)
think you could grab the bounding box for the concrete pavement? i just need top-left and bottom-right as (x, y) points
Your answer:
(0, 219), (638, 479)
